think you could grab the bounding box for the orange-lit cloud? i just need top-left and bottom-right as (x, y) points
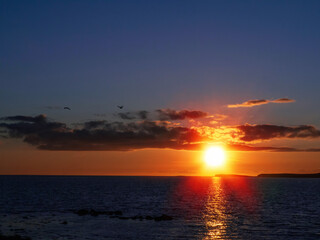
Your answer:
(272, 98), (295, 103)
(228, 98), (295, 108)
(2, 111), (320, 152)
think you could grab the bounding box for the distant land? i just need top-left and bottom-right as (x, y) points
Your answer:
(215, 174), (253, 178)
(257, 173), (320, 178)
(215, 173), (320, 178)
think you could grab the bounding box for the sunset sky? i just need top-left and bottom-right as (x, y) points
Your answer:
(1, 0), (320, 176)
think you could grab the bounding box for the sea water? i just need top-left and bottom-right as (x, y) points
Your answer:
(0, 176), (319, 239)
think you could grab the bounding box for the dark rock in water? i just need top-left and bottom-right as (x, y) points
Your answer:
(90, 209), (99, 217)
(74, 209), (123, 217)
(73, 209), (173, 222)
(113, 211), (122, 216)
(0, 234), (31, 240)
(145, 216), (153, 220)
(130, 215), (143, 220)
(154, 214), (173, 221)
(61, 221), (68, 224)
(75, 209), (90, 216)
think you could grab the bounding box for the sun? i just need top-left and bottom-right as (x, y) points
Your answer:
(204, 146), (226, 167)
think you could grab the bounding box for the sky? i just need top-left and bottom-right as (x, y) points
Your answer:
(1, 0), (320, 176)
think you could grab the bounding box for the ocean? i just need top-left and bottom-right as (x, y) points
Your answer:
(0, 176), (319, 239)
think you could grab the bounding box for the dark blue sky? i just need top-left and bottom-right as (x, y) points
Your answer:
(1, 0), (320, 125)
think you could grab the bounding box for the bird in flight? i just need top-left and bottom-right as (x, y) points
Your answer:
(117, 105), (124, 109)
(64, 107), (71, 110)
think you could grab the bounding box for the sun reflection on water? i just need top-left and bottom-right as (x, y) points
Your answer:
(203, 177), (228, 239)
(202, 177), (260, 239)
(169, 176), (259, 239)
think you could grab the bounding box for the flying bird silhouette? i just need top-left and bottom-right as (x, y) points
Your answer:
(117, 105), (124, 109)
(64, 107), (71, 110)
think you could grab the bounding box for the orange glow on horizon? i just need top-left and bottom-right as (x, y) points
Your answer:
(1, 143), (320, 176)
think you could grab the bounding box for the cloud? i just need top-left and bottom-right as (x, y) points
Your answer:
(1, 114), (47, 123)
(84, 120), (106, 129)
(0, 115), (204, 151)
(272, 98), (295, 103)
(236, 124), (320, 141)
(210, 114), (228, 121)
(227, 144), (290, 152)
(228, 98), (295, 108)
(116, 109), (207, 121)
(117, 110), (149, 120)
(138, 110), (149, 119)
(228, 144), (320, 152)
(157, 109), (208, 120)
(2, 113), (320, 153)
(118, 112), (136, 120)
(228, 99), (268, 108)
(0, 115), (66, 139)
(116, 109), (208, 121)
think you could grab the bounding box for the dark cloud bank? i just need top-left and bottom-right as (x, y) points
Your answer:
(156, 109), (208, 120)
(0, 114), (203, 151)
(117, 110), (149, 120)
(1, 114), (320, 152)
(237, 124), (320, 141)
(117, 109), (208, 121)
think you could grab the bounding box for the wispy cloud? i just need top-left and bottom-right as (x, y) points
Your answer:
(228, 98), (295, 108)
(228, 144), (320, 152)
(271, 98), (295, 103)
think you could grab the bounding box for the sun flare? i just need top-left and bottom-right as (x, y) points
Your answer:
(204, 146), (226, 167)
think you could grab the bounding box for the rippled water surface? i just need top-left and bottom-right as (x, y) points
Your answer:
(0, 176), (319, 239)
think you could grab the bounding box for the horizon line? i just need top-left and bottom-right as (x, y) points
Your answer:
(1, 173), (319, 177)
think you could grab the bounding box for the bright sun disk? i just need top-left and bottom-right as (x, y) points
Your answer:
(204, 146), (226, 167)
